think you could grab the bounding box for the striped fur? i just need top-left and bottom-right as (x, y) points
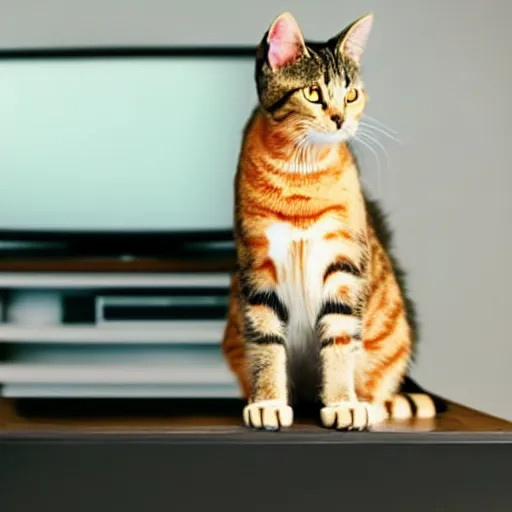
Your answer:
(222, 12), (445, 430)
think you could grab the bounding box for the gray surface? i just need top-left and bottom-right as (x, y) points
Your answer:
(0, 0), (510, 419)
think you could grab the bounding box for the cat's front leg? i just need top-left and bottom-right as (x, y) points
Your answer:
(241, 283), (292, 431)
(317, 256), (371, 431)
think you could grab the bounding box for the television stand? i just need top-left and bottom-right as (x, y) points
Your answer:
(1, 252), (512, 510)
(0, 252), (237, 399)
(1, 397), (512, 512)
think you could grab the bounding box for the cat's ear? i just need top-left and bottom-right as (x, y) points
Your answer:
(265, 12), (309, 71)
(337, 13), (373, 64)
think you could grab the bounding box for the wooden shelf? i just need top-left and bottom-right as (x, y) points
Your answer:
(2, 398), (511, 512)
(0, 255), (236, 273)
(1, 397), (511, 442)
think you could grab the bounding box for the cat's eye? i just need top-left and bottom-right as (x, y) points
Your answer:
(345, 88), (359, 103)
(303, 85), (322, 103)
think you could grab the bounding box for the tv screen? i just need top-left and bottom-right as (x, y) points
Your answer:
(0, 50), (257, 240)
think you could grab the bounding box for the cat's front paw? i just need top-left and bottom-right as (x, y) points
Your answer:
(243, 400), (293, 431)
(320, 401), (375, 431)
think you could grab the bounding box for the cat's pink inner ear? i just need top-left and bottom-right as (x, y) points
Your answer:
(341, 13), (373, 63)
(267, 13), (307, 71)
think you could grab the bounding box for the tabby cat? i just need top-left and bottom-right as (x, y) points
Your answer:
(222, 11), (445, 430)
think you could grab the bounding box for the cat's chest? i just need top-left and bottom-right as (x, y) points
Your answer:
(264, 220), (339, 330)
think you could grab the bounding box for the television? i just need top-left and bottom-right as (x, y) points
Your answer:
(0, 48), (257, 254)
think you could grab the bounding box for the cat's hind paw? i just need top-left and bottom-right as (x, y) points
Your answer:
(320, 401), (374, 431)
(243, 400), (293, 431)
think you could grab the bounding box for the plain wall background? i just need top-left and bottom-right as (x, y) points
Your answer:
(1, 0), (511, 419)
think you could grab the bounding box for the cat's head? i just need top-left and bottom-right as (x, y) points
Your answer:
(255, 12), (373, 146)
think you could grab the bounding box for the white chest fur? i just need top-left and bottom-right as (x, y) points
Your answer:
(265, 219), (347, 351)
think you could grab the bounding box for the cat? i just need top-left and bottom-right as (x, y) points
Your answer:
(222, 11), (446, 430)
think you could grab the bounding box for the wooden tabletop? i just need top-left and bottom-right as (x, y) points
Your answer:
(1, 397), (512, 443)
(3, 398), (512, 512)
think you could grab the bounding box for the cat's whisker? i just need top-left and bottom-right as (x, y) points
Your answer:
(362, 114), (399, 135)
(359, 120), (397, 138)
(358, 129), (390, 165)
(358, 128), (399, 180)
(359, 121), (403, 145)
(354, 133), (383, 197)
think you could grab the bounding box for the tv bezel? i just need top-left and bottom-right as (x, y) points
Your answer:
(0, 46), (256, 251)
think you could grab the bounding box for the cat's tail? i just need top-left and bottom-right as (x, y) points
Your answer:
(384, 376), (448, 420)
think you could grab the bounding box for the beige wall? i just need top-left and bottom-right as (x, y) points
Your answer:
(1, 0), (511, 419)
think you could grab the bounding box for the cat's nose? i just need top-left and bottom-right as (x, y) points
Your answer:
(330, 114), (343, 130)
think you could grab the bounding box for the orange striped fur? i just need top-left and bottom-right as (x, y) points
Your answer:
(222, 12), (442, 430)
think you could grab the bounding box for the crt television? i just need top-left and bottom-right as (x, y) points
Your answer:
(0, 47), (257, 253)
